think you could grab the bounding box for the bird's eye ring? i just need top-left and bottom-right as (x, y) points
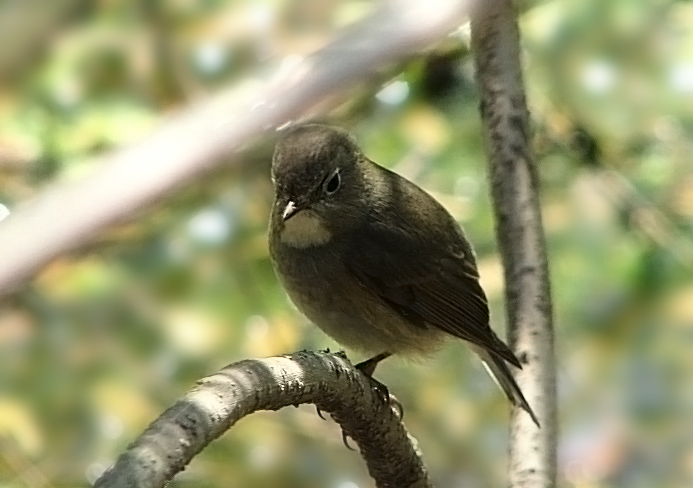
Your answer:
(325, 171), (341, 195)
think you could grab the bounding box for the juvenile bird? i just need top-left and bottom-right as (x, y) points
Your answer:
(268, 123), (538, 426)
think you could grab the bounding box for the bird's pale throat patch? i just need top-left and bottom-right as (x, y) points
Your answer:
(281, 209), (331, 248)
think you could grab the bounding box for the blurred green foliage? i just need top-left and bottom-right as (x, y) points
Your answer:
(1, 0), (692, 487)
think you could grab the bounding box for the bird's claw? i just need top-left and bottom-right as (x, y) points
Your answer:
(315, 405), (327, 420)
(368, 376), (390, 403)
(364, 375), (404, 419)
(389, 394), (404, 419)
(342, 431), (356, 451)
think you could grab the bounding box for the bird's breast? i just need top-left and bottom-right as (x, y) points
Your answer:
(280, 209), (332, 248)
(269, 242), (445, 356)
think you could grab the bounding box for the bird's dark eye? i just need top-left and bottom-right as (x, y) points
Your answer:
(325, 171), (341, 195)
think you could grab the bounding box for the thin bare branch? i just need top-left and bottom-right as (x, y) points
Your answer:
(592, 170), (693, 268)
(0, 0), (474, 297)
(470, 1), (557, 487)
(94, 351), (431, 488)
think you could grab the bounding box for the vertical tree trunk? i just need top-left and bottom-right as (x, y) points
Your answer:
(470, 1), (558, 487)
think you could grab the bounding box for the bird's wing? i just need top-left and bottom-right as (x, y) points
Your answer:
(345, 220), (521, 368)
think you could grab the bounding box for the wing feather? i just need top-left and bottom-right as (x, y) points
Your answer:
(345, 220), (521, 368)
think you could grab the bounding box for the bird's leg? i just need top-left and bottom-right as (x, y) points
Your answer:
(316, 350), (390, 420)
(354, 351), (392, 377)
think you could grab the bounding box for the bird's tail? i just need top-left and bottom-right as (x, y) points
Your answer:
(470, 345), (540, 427)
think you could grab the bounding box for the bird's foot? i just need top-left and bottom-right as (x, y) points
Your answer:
(390, 394), (404, 420)
(355, 353), (403, 418)
(357, 371), (404, 420)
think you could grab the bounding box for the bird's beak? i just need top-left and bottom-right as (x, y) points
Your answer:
(282, 201), (300, 221)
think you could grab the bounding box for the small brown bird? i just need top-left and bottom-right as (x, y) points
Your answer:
(268, 123), (538, 426)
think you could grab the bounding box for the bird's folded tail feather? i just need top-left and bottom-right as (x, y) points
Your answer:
(470, 344), (540, 427)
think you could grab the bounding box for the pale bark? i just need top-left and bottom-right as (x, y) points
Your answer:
(471, 0), (558, 487)
(94, 351), (431, 488)
(0, 0), (474, 297)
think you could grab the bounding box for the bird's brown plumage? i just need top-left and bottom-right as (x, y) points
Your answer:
(269, 123), (538, 426)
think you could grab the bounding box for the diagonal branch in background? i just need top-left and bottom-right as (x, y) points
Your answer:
(0, 0), (91, 82)
(593, 170), (693, 268)
(0, 0), (476, 297)
(94, 351), (431, 488)
(471, 1), (557, 487)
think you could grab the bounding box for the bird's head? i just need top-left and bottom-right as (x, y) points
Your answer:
(270, 124), (370, 247)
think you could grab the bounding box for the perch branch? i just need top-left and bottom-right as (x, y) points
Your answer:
(94, 351), (431, 488)
(0, 0), (475, 297)
(471, 1), (557, 487)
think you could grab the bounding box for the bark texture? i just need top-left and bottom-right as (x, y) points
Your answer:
(95, 351), (431, 488)
(470, 1), (558, 487)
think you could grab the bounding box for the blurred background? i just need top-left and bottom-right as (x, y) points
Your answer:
(1, 0), (692, 487)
